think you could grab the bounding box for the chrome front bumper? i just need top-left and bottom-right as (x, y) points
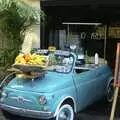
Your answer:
(0, 104), (54, 119)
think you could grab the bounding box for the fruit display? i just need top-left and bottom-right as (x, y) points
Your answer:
(15, 53), (48, 67)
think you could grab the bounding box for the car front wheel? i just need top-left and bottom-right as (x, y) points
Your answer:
(56, 104), (74, 120)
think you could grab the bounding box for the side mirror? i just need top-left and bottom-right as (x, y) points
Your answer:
(75, 59), (85, 66)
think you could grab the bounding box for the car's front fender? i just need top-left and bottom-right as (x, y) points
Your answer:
(50, 85), (77, 117)
(53, 95), (76, 117)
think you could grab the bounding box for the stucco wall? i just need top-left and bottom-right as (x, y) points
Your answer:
(20, 0), (41, 49)
(19, 0), (40, 9)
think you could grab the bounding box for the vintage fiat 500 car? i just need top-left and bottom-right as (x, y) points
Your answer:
(0, 50), (114, 120)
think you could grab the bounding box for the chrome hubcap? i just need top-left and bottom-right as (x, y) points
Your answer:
(59, 111), (67, 119)
(58, 108), (71, 120)
(57, 105), (74, 120)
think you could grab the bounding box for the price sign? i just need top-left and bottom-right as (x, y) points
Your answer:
(55, 50), (70, 57)
(37, 49), (48, 54)
(32, 48), (48, 54)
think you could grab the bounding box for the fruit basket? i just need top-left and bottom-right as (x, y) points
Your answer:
(10, 64), (47, 79)
(13, 52), (48, 72)
(12, 64), (47, 73)
(10, 51), (49, 79)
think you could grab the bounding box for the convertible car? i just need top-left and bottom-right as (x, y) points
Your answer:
(0, 50), (114, 120)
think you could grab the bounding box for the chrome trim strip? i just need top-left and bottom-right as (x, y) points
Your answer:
(0, 104), (54, 119)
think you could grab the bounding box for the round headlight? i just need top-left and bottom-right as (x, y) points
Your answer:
(2, 92), (7, 98)
(39, 95), (47, 104)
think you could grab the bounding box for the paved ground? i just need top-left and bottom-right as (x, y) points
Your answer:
(0, 100), (120, 120)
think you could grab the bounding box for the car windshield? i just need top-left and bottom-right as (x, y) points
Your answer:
(47, 50), (74, 73)
(32, 49), (74, 73)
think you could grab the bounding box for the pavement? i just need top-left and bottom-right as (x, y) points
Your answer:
(0, 100), (120, 120)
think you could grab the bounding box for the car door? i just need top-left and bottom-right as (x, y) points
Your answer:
(95, 65), (112, 99)
(73, 68), (98, 111)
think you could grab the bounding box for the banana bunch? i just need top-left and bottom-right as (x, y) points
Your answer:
(15, 53), (26, 64)
(15, 53), (48, 67)
(28, 53), (47, 66)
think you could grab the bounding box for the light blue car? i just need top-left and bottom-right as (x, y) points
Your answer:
(0, 50), (114, 120)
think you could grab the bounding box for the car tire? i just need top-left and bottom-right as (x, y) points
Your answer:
(55, 104), (74, 120)
(106, 80), (114, 102)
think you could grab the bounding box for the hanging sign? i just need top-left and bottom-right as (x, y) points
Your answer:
(80, 32), (103, 40)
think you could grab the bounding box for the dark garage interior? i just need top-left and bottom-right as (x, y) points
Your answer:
(41, 0), (120, 70)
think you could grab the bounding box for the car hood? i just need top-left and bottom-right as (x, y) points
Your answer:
(7, 72), (73, 93)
